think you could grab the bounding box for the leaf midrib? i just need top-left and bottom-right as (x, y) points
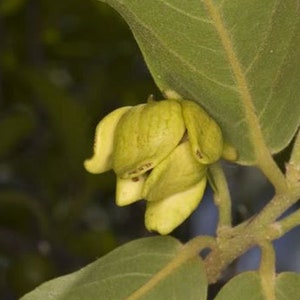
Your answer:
(203, 0), (288, 190)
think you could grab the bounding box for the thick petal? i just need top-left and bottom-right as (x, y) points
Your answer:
(84, 106), (131, 174)
(222, 142), (238, 161)
(113, 100), (185, 178)
(181, 100), (223, 164)
(145, 178), (207, 235)
(116, 175), (146, 206)
(143, 141), (207, 202)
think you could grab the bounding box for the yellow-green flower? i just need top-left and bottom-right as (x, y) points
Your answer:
(84, 99), (235, 235)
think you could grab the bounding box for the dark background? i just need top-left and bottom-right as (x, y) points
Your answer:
(0, 0), (299, 299)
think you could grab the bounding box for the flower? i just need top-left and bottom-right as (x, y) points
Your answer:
(84, 99), (235, 235)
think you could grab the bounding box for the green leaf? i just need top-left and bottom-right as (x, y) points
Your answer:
(214, 272), (264, 300)
(21, 236), (207, 300)
(214, 271), (300, 300)
(100, 0), (300, 163)
(275, 272), (300, 300)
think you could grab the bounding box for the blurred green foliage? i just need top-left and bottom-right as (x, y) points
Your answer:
(0, 0), (159, 298)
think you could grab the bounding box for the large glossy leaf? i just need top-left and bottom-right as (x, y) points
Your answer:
(100, 0), (300, 164)
(21, 236), (207, 300)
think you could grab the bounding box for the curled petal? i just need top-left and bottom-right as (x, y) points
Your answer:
(143, 141), (207, 202)
(113, 100), (185, 178)
(181, 100), (223, 164)
(84, 106), (132, 174)
(145, 178), (207, 235)
(116, 175), (146, 206)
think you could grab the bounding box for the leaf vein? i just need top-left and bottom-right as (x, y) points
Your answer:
(258, 1), (300, 121)
(127, 6), (237, 91)
(160, 0), (212, 24)
(245, 0), (280, 75)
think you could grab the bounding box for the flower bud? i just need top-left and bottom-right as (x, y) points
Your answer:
(84, 98), (237, 235)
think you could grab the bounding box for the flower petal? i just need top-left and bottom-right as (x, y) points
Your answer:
(113, 100), (185, 178)
(222, 142), (238, 161)
(116, 175), (146, 206)
(181, 100), (223, 164)
(143, 141), (207, 202)
(84, 106), (131, 174)
(145, 178), (207, 235)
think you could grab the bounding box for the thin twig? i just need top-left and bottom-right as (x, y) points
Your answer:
(259, 242), (276, 300)
(208, 162), (232, 228)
